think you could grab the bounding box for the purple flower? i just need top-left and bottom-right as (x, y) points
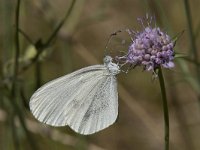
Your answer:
(117, 15), (175, 72)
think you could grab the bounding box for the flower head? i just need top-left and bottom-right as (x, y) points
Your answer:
(117, 15), (175, 72)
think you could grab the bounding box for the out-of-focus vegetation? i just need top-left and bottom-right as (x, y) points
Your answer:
(0, 0), (200, 150)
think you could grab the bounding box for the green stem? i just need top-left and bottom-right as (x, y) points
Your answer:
(11, 113), (20, 150)
(158, 67), (169, 150)
(11, 0), (20, 96)
(10, 0), (38, 149)
(44, 0), (76, 47)
(183, 0), (200, 78)
(11, 1), (21, 149)
(35, 61), (42, 89)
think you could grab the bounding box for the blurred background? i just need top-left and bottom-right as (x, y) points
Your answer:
(0, 0), (200, 149)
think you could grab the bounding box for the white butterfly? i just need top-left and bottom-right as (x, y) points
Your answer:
(29, 55), (120, 135)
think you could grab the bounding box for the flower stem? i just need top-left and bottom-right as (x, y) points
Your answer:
(158, 67), (169, 150)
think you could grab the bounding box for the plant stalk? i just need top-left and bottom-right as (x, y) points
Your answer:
(158, 67), (169, 150)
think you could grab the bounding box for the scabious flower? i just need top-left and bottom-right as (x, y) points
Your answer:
(117, 15), (175, 73)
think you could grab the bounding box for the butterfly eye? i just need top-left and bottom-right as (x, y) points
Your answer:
(104, 56), (112, 64)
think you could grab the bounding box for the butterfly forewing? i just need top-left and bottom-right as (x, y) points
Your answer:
(29, 65), (118, 135)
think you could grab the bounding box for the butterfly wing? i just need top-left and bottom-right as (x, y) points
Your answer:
(68, 73), (118, 135)
(29, 65), (118, 135)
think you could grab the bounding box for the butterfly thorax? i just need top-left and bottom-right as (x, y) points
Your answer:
(103, 56), (120, 75)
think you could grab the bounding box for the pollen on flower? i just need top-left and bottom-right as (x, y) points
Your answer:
(117, 15), (175, 72)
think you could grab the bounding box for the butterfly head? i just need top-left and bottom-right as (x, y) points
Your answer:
(103, 55), (113, 64)
(104, 55), (120, 75)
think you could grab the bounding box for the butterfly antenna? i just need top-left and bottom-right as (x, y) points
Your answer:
(104, 30), (122, 56)
(125, 28), (135, 42)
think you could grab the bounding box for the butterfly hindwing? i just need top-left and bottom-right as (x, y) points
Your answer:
(67, 75), (118, 134)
